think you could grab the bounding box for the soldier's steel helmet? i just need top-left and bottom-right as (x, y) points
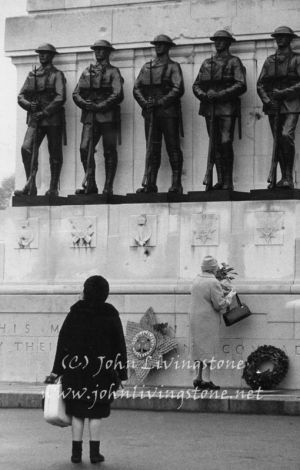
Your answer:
(210, 30), (236, 42)
(150, 34), (176, 47)
(271, 26), (298, 38)
(90, 40), (115, 51)
(35, 43), (58, 54)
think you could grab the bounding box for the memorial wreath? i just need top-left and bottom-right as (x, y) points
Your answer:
(242, 345), (289, 390)
(125, 307), (178, 385)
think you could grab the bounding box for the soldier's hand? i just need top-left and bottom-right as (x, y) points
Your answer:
(156, 99), (164, 107)
(94, 103), (107, 112)
(32, 111), (44, 121)
(271, 89), (285, 100)
(207, 90), (219, 102)
(198, 92), (209, 103)
(266, 98), (280, 113)
(85, 100), (97, 112)
(30, 102), (38, 112)
(145, 97), (157, 110)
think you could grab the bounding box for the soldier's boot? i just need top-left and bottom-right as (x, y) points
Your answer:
(168, 170), (183, 194)
(279, 136), (295, 189)
(75, 159), (98, 195)
(221, 142), (234, 190)
(75, 176), (98, 195)
(136, 160), (160, 193)
(213, 157), (224, 190)
(102, 153), (117, 196)
(168, 155), (183, 194)
(286, 163), (295, 190)
(275, 146), (288, 188)
(144, 166), (159, 193)
(14, 150), (37, 197)
(85, 173), (98, 194)
(45, 161), (62, 197)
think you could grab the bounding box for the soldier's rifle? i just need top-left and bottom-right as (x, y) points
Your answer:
(82, 64), (95, 191)
(203, 55), (215, 191)
(267, 53), (280, 189)
(141, 60), (154, 188)
(27, 65), (39, 195)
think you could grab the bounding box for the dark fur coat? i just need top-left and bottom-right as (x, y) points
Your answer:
(52, 300), (127, 405)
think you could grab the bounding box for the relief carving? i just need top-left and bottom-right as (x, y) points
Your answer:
(255, 211), (285, 245)
(16, 218), (39, 249)
(191, 213), (219, 246)
(130, 214), (157, 247)
(69, 217), (96, 248)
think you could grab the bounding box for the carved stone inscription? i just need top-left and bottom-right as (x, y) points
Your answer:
(0, 316), (62, 354)
(191, 213), (219, 246)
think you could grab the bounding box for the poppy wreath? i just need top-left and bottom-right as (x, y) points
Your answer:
(242, 345), (289, 390)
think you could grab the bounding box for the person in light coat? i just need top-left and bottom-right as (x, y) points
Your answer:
(190, 255), (235, 389)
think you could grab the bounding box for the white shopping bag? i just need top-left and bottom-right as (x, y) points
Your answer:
(44, 381), (72, 427)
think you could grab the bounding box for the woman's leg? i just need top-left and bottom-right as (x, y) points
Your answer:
(202, 361), (211, 382)
(71, 416), (84, 463)
(194, 360), (203, 382)
(88, 419), (101, 441)
(72, 416), (85, 440)
(88, 419), (105, 463)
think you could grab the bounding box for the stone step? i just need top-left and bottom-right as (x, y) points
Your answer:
(1, 382), (300, 415)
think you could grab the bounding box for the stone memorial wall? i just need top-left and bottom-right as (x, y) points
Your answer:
(1, 0), (300, 389)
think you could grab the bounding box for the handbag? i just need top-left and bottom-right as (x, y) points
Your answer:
(43, 379), (71, 427)
(223, 294), (251, 327)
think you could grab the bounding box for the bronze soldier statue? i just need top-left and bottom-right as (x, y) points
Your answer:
(73, 40), (123, 196)
(193, 31), (246, 190)
(133, 34), (184, 194)
(257, 26), (300, 190)
(15, 44), (66, 197)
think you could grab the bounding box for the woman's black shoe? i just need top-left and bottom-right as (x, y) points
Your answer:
(193, 379), (207, 389)
(90, 441), (105, 464)
(206, 381), (220, 390)
(71, 440), (82, 463)
(193, 379), (220, 390)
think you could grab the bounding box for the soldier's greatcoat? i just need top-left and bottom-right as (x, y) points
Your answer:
(193, 52), (246, 116)
(73, 61), (123, 123)
(133, 57), (184, 118)
(257, 51), (300, 115)
(18, 64), (66, 127)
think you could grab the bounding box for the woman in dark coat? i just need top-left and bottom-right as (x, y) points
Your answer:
(46, 275), (127, 464)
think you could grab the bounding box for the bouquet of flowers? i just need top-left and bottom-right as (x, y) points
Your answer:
(215, 262), (237, 294)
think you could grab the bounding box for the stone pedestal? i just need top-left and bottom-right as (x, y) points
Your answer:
(0, 198), (300, 389)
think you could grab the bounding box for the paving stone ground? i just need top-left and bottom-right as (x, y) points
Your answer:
(1, 408), (300, 470)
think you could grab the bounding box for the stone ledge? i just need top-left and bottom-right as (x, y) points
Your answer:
(0, 281), (300, 295)
(1, 383), (300, 415)
(6, 3), (300, 56)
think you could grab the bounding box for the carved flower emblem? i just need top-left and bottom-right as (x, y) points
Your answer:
(256, 225), (280, 244)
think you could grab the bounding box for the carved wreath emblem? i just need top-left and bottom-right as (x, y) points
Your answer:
(69, 219), (95, 248)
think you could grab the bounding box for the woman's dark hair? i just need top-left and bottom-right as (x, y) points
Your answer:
(83, 275), (109, 304)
